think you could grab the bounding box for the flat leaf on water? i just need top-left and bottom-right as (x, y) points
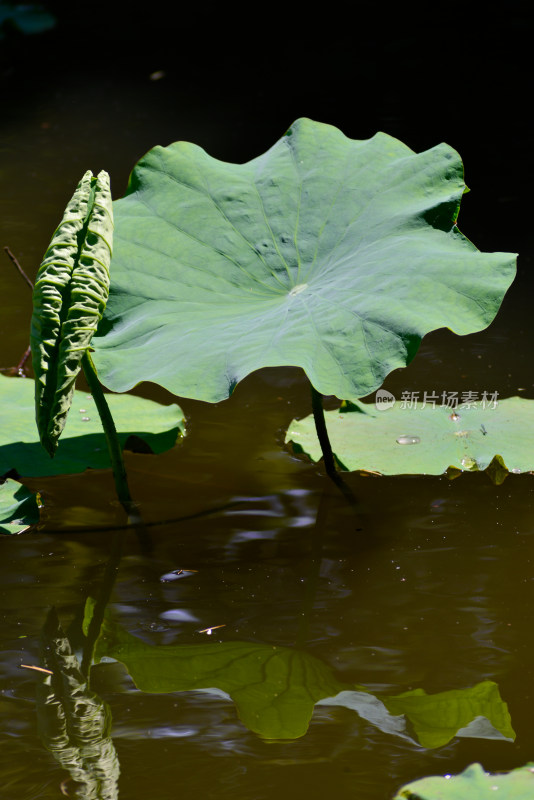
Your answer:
(0, 375), (184, 477)
(394, 762), (534, 800)
(31, 170), (113, 456)
(0, 478), (40, 535)
(94, 614), (514, 745)
(92, 118), (515, 402)
(286, 397), (534, 481)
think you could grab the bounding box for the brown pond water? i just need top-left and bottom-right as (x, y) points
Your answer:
(1, 16), (533, 799)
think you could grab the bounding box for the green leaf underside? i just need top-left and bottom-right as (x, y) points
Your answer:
(31, 170), (113, 455)
(0, 478), (39, 534)
(383, 682), (515, 749)
(286, 397), (534, 478)
(92, 117), (515, 402)
(0, 375), (184, 477)
(95, 614), (346, 740)
(394, 763), (534, 800)
(94, 615), (513, 744)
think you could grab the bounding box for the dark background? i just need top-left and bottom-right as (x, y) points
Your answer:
(1, 4), (531, 252)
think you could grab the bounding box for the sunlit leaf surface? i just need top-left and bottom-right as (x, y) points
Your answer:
(92, 118), (515, 402)
(394, 762), (534, 799)
(0, 375), (184, 477)
(286, 397), (534, 481)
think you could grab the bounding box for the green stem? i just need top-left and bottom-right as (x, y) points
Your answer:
(81, 350), (133, 510)
(310, 385), (338, 478)
(310, 383), (358, 506)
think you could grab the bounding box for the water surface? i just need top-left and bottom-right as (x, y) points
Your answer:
(1, 36), (533, 799)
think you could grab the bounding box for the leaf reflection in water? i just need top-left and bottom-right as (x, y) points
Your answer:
(94, 612), (515, 747)
(37, 609), (120, 800)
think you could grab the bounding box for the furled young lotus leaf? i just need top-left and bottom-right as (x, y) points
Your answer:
(31, 170), (113, 455)
(92, 118), (515, 402)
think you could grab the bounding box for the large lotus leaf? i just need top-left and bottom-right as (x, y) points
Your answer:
(94, 614), (513, 745)
(91, 118), (515, 402)
(31, 170), (113, 455)
(394, 762), (534, 800)
(0, 375), (184, 477)
(285, 397), (534, 480)
(0, 478), (40, 534)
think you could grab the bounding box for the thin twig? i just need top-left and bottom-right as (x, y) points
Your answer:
(2, 247), (33, 375)
(15, 345), (31, 375)
(4, 246), (34, 290)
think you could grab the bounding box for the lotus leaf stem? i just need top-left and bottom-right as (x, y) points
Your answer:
(81, 351), (133, 510)
(310, 384), (358, 506)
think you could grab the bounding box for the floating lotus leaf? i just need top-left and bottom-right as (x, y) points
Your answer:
(394, 762), (534, 800)
(0, 375), (184, 477)
(31, 170), (113, 455)
(0, 478), (39, 534)
(286, 397), (534, 481)
(92, 118), (515, 402)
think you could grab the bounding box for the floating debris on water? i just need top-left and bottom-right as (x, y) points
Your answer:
(20, 664), (53, 675)
(160, 569), (198, 582)
(198, 624), (226, 635)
